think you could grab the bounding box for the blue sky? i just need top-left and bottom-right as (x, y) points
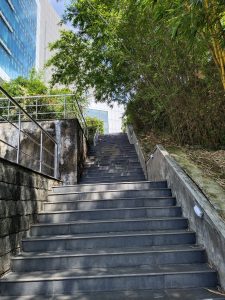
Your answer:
(49, 0), (70, 17)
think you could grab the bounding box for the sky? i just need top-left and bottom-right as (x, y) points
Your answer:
(49, 0), (70, 17)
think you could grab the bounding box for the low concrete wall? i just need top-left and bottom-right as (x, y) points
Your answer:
(127, 125), (147, 179)
(0, 158), (59, 277)
(147, 145), (225, 289)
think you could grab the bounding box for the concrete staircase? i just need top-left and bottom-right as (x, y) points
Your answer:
(0, 133), (224, 299)
(80, 134), (145, 183)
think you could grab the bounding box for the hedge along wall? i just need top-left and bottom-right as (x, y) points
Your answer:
(0, 158), (60, 277)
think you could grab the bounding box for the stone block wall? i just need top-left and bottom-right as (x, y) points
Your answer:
(0, 158), (59, 277)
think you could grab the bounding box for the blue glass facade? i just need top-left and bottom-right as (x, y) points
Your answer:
(0, 0), (38, 79)
(86, 108), (109, 134)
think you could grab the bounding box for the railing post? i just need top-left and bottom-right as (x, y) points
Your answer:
(64, 97), (66, 119)
(39, 131), (43, 173)
(16, 109), (21, 164)
(36, 99), (38, 120)
(54, 142), (58, 178)
(7, 99), (10, 119)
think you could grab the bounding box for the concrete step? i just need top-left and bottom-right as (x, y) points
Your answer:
(79, 177), (145, 184)
(95, 141), (132, 145)
(83, 164), (143, 169)
(38, 206), (182, 223)
(43, 196), (176, 211)
(48, 188), (172, 201)
(52, 181), (165, 193)
(82, 169), (144, 176)
(88, 154), (138, 160)
(22, 230), (196, 252)
(86, 158), (140, 164)
(31, 217), (188, 236)
(90, 143), (135, 148)
(82, 169), (144, 175)
(0, 264), (217, 296)
(89, 150), (137, 155)
(1, 288), (225, 300)
(85, 161), (141, 166)
(12, 245), (206, 272)
(80, 176), (146, 183)
(87, 155), (139, 160)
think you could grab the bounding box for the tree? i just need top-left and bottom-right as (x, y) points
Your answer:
(48, 0), (225, 148)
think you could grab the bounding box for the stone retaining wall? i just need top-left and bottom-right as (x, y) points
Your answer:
(0, 158), (59, 277)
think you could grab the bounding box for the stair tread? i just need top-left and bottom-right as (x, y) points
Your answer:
(33, 216), (187, 227)
(1, 264), (215, 281)
(44, 196), (176, 203)
(23, 229), (194, 240)
(1, 288), (225, 300)
(14, 244), (204, 259)
(39, 205), (180, 215)
(49, 188), (171, 196)
(53, 180), (163, 188)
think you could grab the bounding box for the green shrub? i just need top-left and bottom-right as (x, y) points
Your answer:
(86, 116), (104, 143)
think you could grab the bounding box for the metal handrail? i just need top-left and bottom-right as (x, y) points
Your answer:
(0, 86), (59, 178)
(0, 93), (76, 100)
(0, 92), (89, 140)
(0, 87), (57, 143)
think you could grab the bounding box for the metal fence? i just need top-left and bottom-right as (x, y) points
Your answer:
(0, 93), (89, 139)
(0, 86), (59, 178)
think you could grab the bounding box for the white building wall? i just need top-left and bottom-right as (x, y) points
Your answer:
(37, 0), (68, 83)
(88, 99), (125, 134)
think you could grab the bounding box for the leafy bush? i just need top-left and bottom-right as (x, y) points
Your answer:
(86, 116), (104, 143)
(0, 69), (88, 121)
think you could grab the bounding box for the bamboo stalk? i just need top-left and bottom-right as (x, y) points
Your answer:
(203, 0), (225, 89)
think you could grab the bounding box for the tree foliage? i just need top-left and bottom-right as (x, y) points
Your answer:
(0, 69), (88, 121)
(48, 0), (225, 148)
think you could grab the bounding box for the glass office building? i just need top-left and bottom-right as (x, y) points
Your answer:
(0, 0), (38, 80)
(86, 108), (109, 134)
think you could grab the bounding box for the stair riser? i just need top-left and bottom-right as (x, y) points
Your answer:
(22, 233), (196, 252)
(48, 189), (172, 201)
(38, 207), (182, 223)
(12, 250), (206, 272)
(0, 272), (217, 296)
(44, 198), (176, 211)
(31, 219), (188, 236)
(53, 182), (167, 193)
